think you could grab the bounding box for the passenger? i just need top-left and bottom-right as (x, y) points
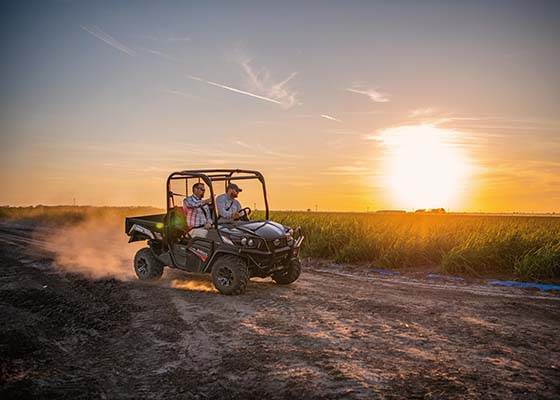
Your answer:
(216, 183), (243, 224)
(183, 183), (213, 238)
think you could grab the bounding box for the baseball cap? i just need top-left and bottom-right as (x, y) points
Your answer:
(227, 183), (243, 192)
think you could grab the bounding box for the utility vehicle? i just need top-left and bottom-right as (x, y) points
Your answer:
(125, 169), (304, 295)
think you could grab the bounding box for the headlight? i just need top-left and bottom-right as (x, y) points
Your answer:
(247, 239), (255, 247)
(241, 237), (247, 246)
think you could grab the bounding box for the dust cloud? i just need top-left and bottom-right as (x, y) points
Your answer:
(171, 278), (217, 292)
(41, 214), (143, 280)
(37, 210), (219, 288)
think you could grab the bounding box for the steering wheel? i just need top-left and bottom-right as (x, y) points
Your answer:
(238, 207), (252, 221)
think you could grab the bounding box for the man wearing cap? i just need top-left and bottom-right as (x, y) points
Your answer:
(216, 183), (243, 224)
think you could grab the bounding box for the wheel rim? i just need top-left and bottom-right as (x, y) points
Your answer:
(137, 258), (148, 276)
(217, 266), (234, 287)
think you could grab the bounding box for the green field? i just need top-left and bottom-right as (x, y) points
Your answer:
(2, 206), (559, 281)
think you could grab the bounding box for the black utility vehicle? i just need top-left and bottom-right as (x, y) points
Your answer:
(125, 169), (304, 295)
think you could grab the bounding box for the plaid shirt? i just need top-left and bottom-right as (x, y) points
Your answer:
(183, 195), (212, 228)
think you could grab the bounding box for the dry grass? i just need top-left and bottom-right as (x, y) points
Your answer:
(2, 207), (559, 281)
(265, 211), (560, 281)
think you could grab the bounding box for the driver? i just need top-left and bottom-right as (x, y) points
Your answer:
(216, 183), (243, 223)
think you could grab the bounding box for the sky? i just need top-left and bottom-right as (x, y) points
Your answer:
(1, 0), (559, 212)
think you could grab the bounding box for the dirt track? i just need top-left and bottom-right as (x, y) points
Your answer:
(1, 223), (559, 399)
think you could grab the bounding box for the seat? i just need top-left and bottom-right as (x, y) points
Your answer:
(167, 206), (191, 242)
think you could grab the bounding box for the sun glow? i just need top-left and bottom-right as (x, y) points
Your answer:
(376, 124), (471, 210)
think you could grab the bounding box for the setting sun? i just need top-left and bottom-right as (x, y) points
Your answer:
(376, 125), (471, 210)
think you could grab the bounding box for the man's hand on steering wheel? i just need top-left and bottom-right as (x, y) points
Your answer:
(238, 207), (252, 221)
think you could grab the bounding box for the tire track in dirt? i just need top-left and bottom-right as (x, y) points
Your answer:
(2, 222), (560, 398)
(310, 266), (560, 302)
(161, 266), (560, 398)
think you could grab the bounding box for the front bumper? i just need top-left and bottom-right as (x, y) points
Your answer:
(242, 234), (304, 273)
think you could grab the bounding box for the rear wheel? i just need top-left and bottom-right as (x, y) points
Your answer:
(211, 255), (249, 295)
(134, 248), (164, 281)
(272, 259), (301, 284)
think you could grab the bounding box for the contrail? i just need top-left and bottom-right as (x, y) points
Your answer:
(81, 25), (136, 56)
(139, 47), (177, 62)
(188, 75), (282, 105)
(321, 114), (342, 123)
(346, 87), (389, 103)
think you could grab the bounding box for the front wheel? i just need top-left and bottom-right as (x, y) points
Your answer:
(134, 248), (164, 281)
(272, 259), (302, 284)
(211, 255), (249, 295)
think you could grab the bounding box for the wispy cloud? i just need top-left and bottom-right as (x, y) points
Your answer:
(365, 124), (464, 147)
(81, 25), (136, 56)
(323, 165), (381, 176)
(234, 141), (301, 159)
(320, 114), (343, 123)
(139, 47), (177, 62)
(409, 107), (435, 117)
(323, 129), (367, 136)
(235, 140), (253, 149)
(160, 88), (199, 100)
(189, 75), (283, 105)
(347, 86), (389, 103)
(239, 58), (299, 109)
(339, 109), (385, 115)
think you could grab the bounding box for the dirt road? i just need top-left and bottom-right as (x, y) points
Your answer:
(1, 223), (559, 399)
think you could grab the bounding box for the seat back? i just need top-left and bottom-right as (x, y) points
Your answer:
(166, 206), (191, 242)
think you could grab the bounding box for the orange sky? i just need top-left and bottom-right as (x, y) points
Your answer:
(1, 2), (559, 212)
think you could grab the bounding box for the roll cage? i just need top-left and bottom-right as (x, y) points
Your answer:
(166, 169), (270, 226)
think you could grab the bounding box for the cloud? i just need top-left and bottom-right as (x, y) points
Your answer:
(324, 165), (380, 176)
(320, 114), (343, 123)
(410, 108), (435, 117)
(239, 58), (299, 109)
(81, 25), (136, 56)
(161, 88), (199, 100)
(346, 87), (389, 103)
(235, 140), (253, 149)
(339, 109), (385, 115)
(139, 47), (177, 62)
(189, 75), (283, 105)
(234, 140), (301, 159)
(366, 124), (463, 147)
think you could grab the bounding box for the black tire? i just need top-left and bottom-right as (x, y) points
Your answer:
(211, 255), (249, 295)
(134, 248), (164, 281)
(272, 259), (302, 285)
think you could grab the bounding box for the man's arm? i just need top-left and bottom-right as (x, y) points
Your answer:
(184, 195), (204, 208)
(234, 199), (242, 213)
(216, 195), (234, 219)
